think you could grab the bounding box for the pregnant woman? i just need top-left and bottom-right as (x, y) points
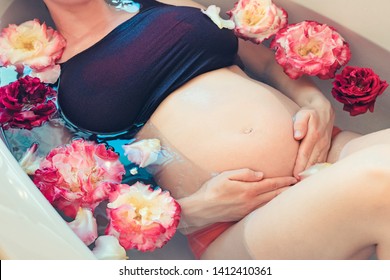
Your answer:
(38, 0), (390, 259)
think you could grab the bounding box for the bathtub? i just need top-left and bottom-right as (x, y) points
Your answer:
(0, 0), (389, 259)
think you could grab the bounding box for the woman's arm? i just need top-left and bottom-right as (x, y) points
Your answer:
(237, 39), (335, 176)
(177, 168), (297, 234)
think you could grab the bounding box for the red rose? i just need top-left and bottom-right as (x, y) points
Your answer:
(0, 75), (57, 129)
(331, 66), (388, 116)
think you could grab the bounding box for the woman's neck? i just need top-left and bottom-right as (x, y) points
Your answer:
(44, 1), (134, 61)
(45, 1), (116, 40)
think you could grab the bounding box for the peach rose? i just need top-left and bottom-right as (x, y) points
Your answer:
(105, 182), (181, 252)
(0, 19), (66, 82)
(227, 0), (288, 44)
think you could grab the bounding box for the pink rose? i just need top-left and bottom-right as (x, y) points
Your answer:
(331, 66), (389, 116)
(105, 182), (181, 252)
(0, 75), (57, 130)
(33, 139), (125, 218)
(270, 20), (351, 79)
(0, 19), (66, 83)
(227, 0), (288, 44)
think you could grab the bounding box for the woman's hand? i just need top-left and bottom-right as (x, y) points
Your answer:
(177, 168), (297, 234)
(236, 40), (335, 178)
(292, 99), (335, 178)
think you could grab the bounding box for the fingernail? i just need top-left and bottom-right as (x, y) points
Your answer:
(255, 171), (263, 177)
(294, 130), (302, 138)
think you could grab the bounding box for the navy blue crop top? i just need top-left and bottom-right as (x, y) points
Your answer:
(58, 0), (238, 135)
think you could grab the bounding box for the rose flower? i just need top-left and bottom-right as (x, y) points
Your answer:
(0, 19), (66, 83)
(105, 182), (181, 252)
(270, 20), (351, 79)
(332, 66), (389, 116)
(227, 0), (288, 44)
(0, 75), (57, 130)
(33, 139), (125, 218)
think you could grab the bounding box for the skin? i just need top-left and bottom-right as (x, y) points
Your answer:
(203, 144), (390, 260)
(41, 0), (390, 259)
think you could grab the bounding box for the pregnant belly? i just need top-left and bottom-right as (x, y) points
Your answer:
(139, 67), (300, 196)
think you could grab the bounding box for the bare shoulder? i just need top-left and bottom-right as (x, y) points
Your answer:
(156, 0), (205, 9)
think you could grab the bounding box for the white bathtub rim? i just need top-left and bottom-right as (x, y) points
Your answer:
(0, 138), (96, 260)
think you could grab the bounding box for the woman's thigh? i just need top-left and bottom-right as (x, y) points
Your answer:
(202, 144), (390, 259)
(328, 128), (390, 163)
(338, 128), (390, 159)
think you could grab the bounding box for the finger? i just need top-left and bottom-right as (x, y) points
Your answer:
(293, 141), (315, 177)
(293, 117), (322, 177)
(221, 168), (264, 182)
(293, 110), (310, 140)
(249, 176), (297, 195)
(304, 143), (330, 170)
(303, 129), (332, 168)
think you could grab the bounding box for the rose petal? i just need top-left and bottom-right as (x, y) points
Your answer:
(67, 208), (98, 246)
(30, 64), (61, 84)
(123, 138), (161, 168)
(201, 5), (235, 30)
(18, 143), (42, 175)
(92, 235), (127, 260)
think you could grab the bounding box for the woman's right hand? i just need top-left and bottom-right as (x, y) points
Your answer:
(177, 168), (297, 234)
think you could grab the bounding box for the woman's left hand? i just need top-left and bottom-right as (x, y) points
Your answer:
(292, 102), (335, 178)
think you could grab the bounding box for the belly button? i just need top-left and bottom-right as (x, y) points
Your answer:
(242, 127), (253, 134)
